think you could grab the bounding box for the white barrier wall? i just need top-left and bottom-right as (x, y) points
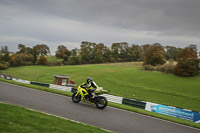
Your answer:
(49, 84), (72, 92)
(101, 94), (123, 104)
(12, 78), (30, 84)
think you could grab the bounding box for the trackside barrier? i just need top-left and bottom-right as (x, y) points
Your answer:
(0, 75), (12, 80)
(30, 81), (49, 88)
(49, 84), (72, 92)
(12, 78), (30, 84)
(122, 98), (146, 109)
(145, 102), (200, 123)
(1, 74), (200, 124)
(101, 94), (123, 104)
(4, 77), (12, 80)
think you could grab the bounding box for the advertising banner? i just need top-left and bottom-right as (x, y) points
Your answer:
(145, 102), (200, 123)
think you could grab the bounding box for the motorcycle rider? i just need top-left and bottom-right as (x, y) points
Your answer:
(80, 77), (98, 99)
(72, 77), (108, 109)
(87, 77), (99, 97)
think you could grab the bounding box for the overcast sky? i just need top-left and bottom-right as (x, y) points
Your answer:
(0, 0), (200, 54)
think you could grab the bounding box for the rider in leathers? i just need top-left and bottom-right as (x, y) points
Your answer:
(80, 77), (98, 99)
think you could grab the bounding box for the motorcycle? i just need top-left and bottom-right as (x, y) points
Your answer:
(72, 86), (108, 109)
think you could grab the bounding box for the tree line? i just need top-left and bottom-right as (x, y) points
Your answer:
(0, 44), (50, 68)
(143, 44), (199, 77)
(55, 41), (184, 65)
(0, 42), (199, 77)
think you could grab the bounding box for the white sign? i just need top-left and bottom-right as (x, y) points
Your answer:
(62, 79), (67, 85)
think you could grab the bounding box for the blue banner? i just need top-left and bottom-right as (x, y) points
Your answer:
(150, 104), (200, 123)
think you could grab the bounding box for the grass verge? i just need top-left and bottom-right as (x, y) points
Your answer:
(0, 78), (200, 129)
(0, 102), (110, 133)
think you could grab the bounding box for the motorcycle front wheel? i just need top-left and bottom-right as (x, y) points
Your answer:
(95, 96), (108, 109)
(72, 93), (81, 103)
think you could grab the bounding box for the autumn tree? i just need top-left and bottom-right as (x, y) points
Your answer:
(17, 44), (26, 54)
(33, 44), (50, 56)
(93, 43), (113, 63)
(26, 47), (33, 54)
(0, 46), (9, 53)
(118, 42), (129, 61)
(175, 45), (199, 77)
(38, 56), (48, 65)
(111, 42), (129, 62)
(0, 46), (10, 62)
(111, 43), (120, 62)
(55, 45), (71, 61)
(80, 41), (97, 64)
(143, 43), (166, 66)
(80, 42), (90, 64)
(68, 48), (81, 65)
(10, 53), (34, 66)
(32, 44), (50, 64)
(92, 43), (104, 63)
(0, 46), (10, 70)
(130, 44), (143, 61)
(141, 44), (150, 60)
(164, 46), (181, 60)
(102, 46), (113, 62)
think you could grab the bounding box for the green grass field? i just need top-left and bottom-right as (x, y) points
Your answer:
(47, 56), (63, 62)
(1, 62), (200, 111)
(0, 102), (110, 133)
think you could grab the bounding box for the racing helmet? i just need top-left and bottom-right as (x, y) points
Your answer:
(86, 77), (92, 84)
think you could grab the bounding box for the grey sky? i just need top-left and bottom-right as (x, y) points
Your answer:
(0, 0), (200, 54)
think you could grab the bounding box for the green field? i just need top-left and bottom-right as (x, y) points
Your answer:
(0, 102), (110, 133)
(1, 62), (200, 111)
(47, 56), (63, 62)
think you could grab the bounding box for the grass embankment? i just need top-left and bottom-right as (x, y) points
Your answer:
(1, 62), (200, 112)
(0, 102), (110, 133)
(0, 78), (200, 129)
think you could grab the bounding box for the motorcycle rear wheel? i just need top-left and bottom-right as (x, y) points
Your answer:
(72, 93), (81, 103)
(95, 96), (108, 109)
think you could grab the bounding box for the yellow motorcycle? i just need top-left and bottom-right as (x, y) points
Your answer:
(72, 85), (108, 109)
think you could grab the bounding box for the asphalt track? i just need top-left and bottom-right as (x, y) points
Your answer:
(0, 81), (199, 133)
